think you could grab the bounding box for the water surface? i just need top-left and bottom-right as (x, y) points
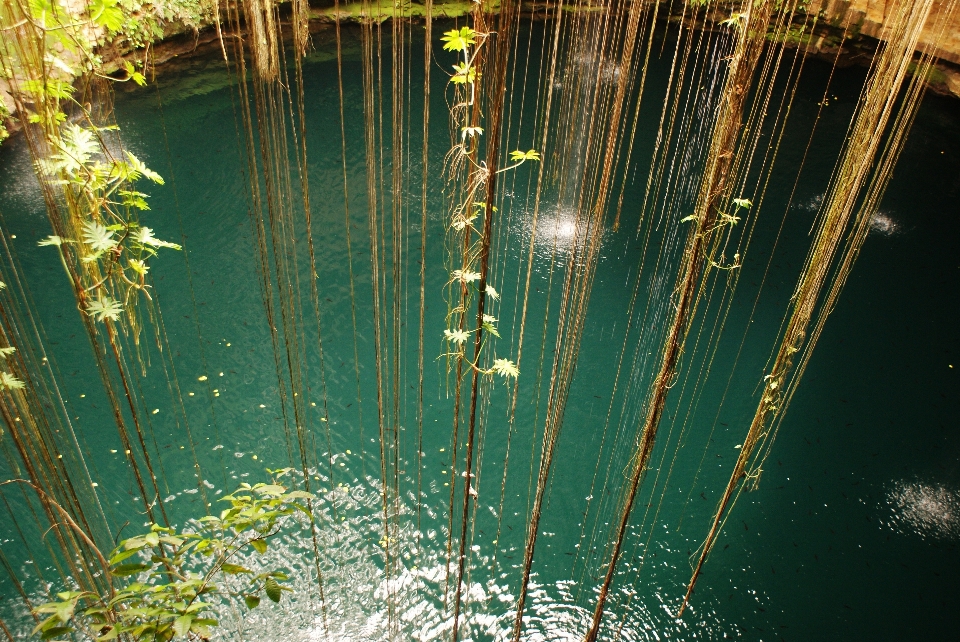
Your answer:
(0, 21), (959, 641)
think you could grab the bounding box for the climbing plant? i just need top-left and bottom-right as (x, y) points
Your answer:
(439, 25), (535, 383)
(37, 121), (179, 328)
(4, 0), (182, 341)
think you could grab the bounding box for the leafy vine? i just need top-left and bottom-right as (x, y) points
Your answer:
(439, 25), (539, 383)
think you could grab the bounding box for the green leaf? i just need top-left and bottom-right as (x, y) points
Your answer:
(109, 547), (140, 565)
(481, 322), (500, 338)
(491, 358), (519, 379)
(450, 63), (476, 85)
(81, 221), (117, 254)
(440, 26), (477, 52)
(112, 562), (151, 576)
(85, 295), (123, 323)
(122, 537), (146, 550)
(173, 615), (193, 637)
(250, 538), (268, 554)
(255, 484), (285, 496)
(244, 594), (261, 609)
(21, 79), (73, 100)
(443, 329), (470, 345)
(53, 598), (78, 623)
(291, 502), (313, 519)
(123, 62), (146, 86)
(41, 625), (73, 640)
(119, 190), (150, 210)
(188, 618), (217, 638)
(509, 149), (541, 162)
(89, 0), (123, 31)
(221, 563), (252, 574)
(0, 372), (24, 390)
(32, 613), (57, 630)
(38, 235), (64, 247)
(191, 622), (214, 637)
(265, 577), (282, 603)
(124, 152), (164, 184)
(143, 532), (160, 547)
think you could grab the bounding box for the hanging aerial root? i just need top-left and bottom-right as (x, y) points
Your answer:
(0, 480), (111, 588)
(677, 0), (942, 617)
(243, 0), (280, 80)
(292, 0), (311, 58)
(449, 0), (521, 637)
(581, 2), (774, 639)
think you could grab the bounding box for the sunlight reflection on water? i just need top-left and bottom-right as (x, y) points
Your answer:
(883, 480), (960, 541)
(868, 211), (903, 236)
(190, 467), (733, 642)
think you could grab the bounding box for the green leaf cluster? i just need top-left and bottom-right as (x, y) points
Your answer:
(35, 123), (179, 324)
(32, 475), (313, 641)
(509, 149), (541, 163)
(440, 26), (477, 52)
(438, 23), (526, 385)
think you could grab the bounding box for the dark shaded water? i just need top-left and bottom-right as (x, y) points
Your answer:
(1, 22), (959, 641)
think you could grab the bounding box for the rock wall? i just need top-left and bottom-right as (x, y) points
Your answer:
(808, 0), (960, 65)
(803, 0), (960, 97)
(3, 0), (959, 141)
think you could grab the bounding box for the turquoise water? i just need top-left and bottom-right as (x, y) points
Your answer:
(1, 21), (959, 641)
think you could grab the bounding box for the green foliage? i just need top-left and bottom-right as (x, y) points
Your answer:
(105, 0), (213, 51)
(86, 294), (124, 322)
(0, 97), (10, 142)
(444, 328), (471, 345)
(481, 314), (499, 338)
(4, 0), (192, 344)
(439, 22), (530, 384)
(4, 0), (216, 137)
(37, 122), (178, 324)
(90, 0), (125, 32)
(508, 149), (541, 163)
(442, 26), (481, 90)
(441, 26), (477, 53)
(0, 371), (25, 390)
(491, 358), (519, 379)
(450, 62), (476, 85)
(32, 474), (312, 641)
